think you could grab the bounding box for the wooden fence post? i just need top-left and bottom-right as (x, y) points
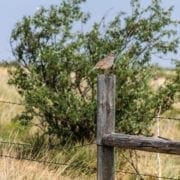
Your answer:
(97, 74), (116, 180)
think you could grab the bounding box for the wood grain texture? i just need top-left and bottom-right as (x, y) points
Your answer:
(103, 133), (180, 155)
(97, 74), (116, 180)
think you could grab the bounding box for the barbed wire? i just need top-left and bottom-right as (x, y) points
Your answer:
(0, 154), (69, 166)
(0, 156), (179, 180)
(0, 141), (179, 179)
(0, 100), (180, 121)
(0, 142), (96, 168)
(0, 153), (179, 180)
(156, 116), (180, 121)
(0, 140), (96, 150)
(115, 170), (179, 180)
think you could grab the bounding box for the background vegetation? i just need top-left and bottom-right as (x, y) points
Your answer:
(0, 0), (179, 179)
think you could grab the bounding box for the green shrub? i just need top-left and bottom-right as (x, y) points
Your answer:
(9, 0), (180, 144)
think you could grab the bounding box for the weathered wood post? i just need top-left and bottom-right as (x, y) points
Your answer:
(97, 74), (116, 180)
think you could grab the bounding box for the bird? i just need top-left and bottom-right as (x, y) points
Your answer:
(92, 52), (115, 71)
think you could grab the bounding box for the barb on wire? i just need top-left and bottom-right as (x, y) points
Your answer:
(0, 100), (24, 106)
(0, 154), (69, 166)
(115, 170), (179, 180)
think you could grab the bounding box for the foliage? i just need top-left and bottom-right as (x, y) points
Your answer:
(9, 0), (179, 143)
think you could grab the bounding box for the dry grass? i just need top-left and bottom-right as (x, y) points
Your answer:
(0, 67), (23, 125)
(0, 140), (66, 180)
(0, 158), (71, 180)
(0, 68), (20, 100)
(0, 158), (96, 180)
(0, 142), (97, 180)
(150, 77), (166, 90)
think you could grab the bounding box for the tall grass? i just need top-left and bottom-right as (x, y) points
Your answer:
(0, 138), (97, 180)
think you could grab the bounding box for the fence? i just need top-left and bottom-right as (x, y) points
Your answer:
(96, 74), (180, 180)
(0, 141), (179, 179)
(0, 75), (180, 179)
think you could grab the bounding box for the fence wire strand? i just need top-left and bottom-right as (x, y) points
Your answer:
(0, 154), (69, 166)
(0, 141), (95, 150)
(0, 141), (95, 168)
(0, 100), (180, 121)
(156, 116), (180, 121)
